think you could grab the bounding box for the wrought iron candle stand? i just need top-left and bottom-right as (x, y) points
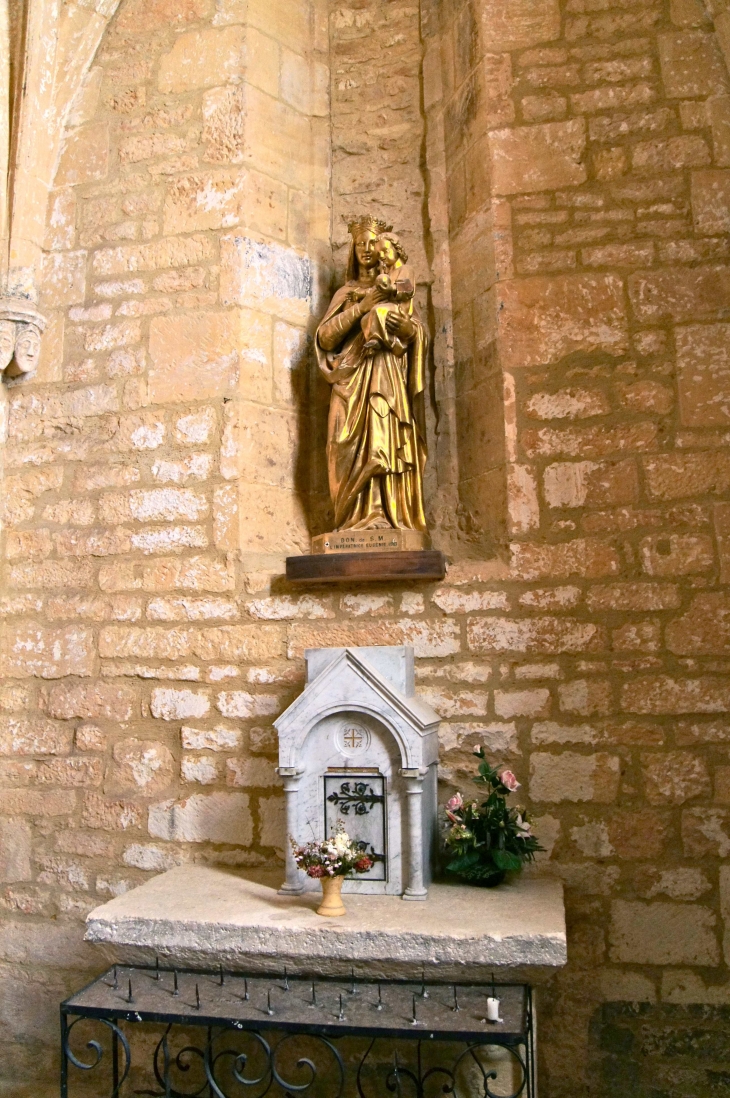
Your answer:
(61, 964), (535, 1098)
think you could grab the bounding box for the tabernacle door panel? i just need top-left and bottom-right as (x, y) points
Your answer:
(324, 771), (387, 881)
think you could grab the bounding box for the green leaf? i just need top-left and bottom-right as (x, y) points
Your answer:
(446, 850), (482, 874)
(491, 850), (522, 872)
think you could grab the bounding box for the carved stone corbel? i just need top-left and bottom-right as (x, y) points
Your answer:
(0, 298), (46, 379)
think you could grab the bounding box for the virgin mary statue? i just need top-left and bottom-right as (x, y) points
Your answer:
(315, 216), (430, 543)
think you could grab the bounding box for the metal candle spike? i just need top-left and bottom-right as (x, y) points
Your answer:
(195, 984), (200, 1010)
(421, 967), (429, 998)
(310, 981), (316, 1006)
(112, 965), (118, 991)
(283, 966), (289, 991)
(267, 990), (274, 1016)
(350, 967), (356, 994)
(219, 964), (224, 987)
(155, 956), (160, 981)
(452, 985), (460, 1012)
(338, 993), (345, 1021)
(411, 994), (419, 1025)
(128, 979), (133, 1004)
(377, 983), (383, 1010)
(173, 971), (179, 997)
(243, 977), (249, 1002)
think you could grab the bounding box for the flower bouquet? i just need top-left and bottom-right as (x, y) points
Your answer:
(443, 747), (543, 888)
(291, 824), (373, 916)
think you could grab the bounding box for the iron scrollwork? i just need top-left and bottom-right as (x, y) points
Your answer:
(139, 1025), (273, 1098)
(270, 1033), (345, 1097)
(357, 1038), (529, 1098)
(326, 780), (384, 816)
(206, 1028), (273, 1098)
(61, 1015), (131, 1098)
(61, 967), (534, 1098)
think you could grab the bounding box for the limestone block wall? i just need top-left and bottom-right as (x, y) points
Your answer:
(1, 0), (730, 1095)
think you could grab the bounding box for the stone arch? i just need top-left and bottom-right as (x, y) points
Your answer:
(2, 0), (122, 315)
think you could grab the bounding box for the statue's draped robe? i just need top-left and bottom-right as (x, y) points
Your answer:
(316, 281), (429, 532)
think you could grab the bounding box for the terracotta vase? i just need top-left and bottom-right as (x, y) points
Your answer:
(316, 874), (346, 917)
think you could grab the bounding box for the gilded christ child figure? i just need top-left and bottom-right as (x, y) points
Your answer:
(361, 233), (416, 359)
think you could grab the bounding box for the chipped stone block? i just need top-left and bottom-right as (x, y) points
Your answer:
(0, 819), (32, 883)
(511, 539), (620, 580)
(530, 751), (620, 803)
(666, 593), (730, 655)
(112, 740), (175, 793)
(494, 688), (550, 719)
(478, 0), (560, 51)
(489, 119), (586, 195)
(622, 675), (730, 714)
(158, 26), (246, 93)
(0, 624), (94, 679)
(226, 756), (279, 787)
(498, 273), (628, 370)
(628, 265), (730, 323)
(220, 235), (312, 324)
(610, 899), (719, 965)
(418, 687), (490, 718)
(468, 616), (602, 654)
(148, 792), (252, 844)
(149, 311), (240, 404)
(432, 589), (509, 614)
(41, 682), (135, 721)
(640, 533), (714, 576)
(691, 169), (730, 235)
(558, 679), (611, 717)
(676, 323), (730, 427)
(150, 688), (211, 720)
(642, 750), (710, 805)
(658, 30), (728, 98)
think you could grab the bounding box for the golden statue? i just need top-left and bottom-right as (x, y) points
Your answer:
(313, 217), (430, 553)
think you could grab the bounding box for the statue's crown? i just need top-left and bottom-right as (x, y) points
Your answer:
(347, 215), (392, 236)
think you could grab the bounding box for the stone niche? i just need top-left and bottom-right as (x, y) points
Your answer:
(275, 646), (440, 900)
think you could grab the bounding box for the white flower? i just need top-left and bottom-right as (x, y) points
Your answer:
(515, 814), (532, 838)
(333, 831), (351, 854)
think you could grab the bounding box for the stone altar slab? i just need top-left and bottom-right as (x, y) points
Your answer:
(86, 868), (567, 978)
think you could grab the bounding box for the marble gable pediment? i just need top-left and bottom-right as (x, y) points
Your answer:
(275, 646), (440, 773)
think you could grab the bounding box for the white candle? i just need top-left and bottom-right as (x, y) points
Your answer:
(486, 996), (501, 1022)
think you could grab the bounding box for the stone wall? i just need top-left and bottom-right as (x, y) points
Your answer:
(422, 0), (730, 1093)
(2, 0), (730, 1094)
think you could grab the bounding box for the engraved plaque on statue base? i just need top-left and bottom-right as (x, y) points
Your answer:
(311, 528), (428, 554)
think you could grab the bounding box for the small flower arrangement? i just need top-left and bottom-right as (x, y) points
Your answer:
(442, 747), (543, 887)
(291, 823), (374, 879)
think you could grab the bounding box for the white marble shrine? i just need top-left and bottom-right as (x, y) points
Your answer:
(274, 646), (440, 900)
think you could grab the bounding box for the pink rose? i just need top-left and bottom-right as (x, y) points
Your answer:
(307, 865), (326, 878)
(446, 792), (464, 812)
(499, 769), (520, 792)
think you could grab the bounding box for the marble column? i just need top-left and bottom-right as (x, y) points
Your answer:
(401, 768), (427, 900)
(277, 767), (304, 894)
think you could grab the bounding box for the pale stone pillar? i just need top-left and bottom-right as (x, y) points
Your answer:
(277, 767), (304, 895)
(401, 768), (427, 901)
